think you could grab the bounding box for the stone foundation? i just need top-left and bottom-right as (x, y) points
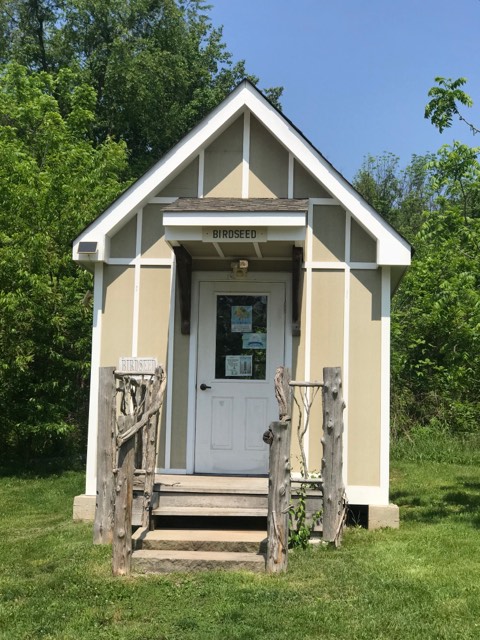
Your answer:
(368, 503), (400, 530)
(73, 494), (96, 522)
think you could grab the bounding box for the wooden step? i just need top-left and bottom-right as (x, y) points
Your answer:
(133, 528), (267, 553)
(131, 549), (266, 573)
(151, 505), (267, 518)
(153, 492), (267, 509)
(154, 474), (268, 494)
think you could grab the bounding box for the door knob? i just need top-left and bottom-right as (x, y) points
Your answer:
(199, 383), (212, 391)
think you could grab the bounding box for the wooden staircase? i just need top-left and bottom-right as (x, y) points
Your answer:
(131, 474), (269, 573)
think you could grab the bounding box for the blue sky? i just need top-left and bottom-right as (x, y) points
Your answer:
(208, 0), (480, 180)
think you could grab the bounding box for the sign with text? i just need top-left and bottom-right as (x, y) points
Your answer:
(117, 357), (158, 375)
(202, 228), (266, 243)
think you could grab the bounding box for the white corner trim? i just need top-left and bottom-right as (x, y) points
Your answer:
(380, 266), (391, 501)
(346, 484), (389, 506)
(85, 262), (104, 496)
(342, 212), (351, 489)
(242, 110), (250, 198)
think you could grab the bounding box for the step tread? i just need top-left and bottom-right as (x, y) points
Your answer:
(154, 475), (268, 495)
(132, 549), (265, 563)
(135, 529), (267, 543)
(151, 506), (267, 517)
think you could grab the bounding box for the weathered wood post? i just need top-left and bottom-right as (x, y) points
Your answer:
(321, 367), (346, 546)
(93, 366), (116, 544)
(141, 367), (165, 529)
(112, 415), (135, 576)
(265, 367), (292, 573)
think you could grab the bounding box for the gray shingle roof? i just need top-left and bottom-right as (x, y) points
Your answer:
(162, 198), (309, 212)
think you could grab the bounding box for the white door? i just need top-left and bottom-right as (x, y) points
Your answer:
(194, 280), (286, 474)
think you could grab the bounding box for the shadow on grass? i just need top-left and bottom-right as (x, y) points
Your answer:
(391, 477), (480, 528)
(0, 456), (85, 478)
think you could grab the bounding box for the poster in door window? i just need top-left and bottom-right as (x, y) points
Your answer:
(225, 355), (252, 377)
(231, 306), (252, 332)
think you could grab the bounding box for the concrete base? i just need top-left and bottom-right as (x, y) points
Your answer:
(73, 494), (96, 522)
(368, 503), (400, 530)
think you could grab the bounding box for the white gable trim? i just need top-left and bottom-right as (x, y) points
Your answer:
(73, 81), (410, 267)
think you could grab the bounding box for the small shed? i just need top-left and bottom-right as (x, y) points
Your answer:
(73, 80), (410, 528)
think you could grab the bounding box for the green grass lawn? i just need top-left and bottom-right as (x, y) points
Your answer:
(0, 461), (479, 640)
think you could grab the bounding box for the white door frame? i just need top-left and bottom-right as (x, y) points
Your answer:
(186, 271), (293, 474)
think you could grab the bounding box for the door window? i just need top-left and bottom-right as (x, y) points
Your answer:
(215, 294), (268, 380)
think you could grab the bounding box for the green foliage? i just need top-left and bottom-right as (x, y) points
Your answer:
(0, 1), (283, 174)
(353, 152), (434, 242)
(0, 2), (281, 462)
(425, 76), (477, 134)
(0, 62), (128, 460)
(288, 481), (322, 549)
(355, 144), (480, 442)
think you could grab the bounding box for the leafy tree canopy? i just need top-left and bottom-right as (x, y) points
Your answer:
(0, 62), (128, 458)
(1, 0), (282, 173)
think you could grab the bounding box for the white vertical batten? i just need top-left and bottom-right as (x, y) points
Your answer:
(131, 209), (143, 356)
(304, 201), (314, 469)
(380, 266), (391, 504)
(288, 153), (294, 198)
(242, 110), (250, 198)
(342, 212), (351, 488)
(197, 150), (204, 198)
(164, 257), (176, 470)
(85, 262), (104, 495)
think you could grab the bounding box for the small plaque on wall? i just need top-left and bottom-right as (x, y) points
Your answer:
(117, 357), (158, 374)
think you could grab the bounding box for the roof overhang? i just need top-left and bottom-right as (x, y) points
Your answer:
(163, 198), (307, 259)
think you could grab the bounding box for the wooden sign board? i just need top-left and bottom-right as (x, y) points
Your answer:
(202, 228), (267, 242)
(117, 357), (158, 375)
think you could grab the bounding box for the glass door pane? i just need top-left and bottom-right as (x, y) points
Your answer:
(215, 295), (268, 380)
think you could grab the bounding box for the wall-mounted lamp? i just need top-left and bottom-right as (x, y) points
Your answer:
(231, 259), (249, 279)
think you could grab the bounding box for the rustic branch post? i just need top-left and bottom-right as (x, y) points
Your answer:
(141, 367), (165, 529)
(265, 367), (292, 573)
(321, 367), (346, 546)
(111, 368), (166, 576)
(93, 367), (116, 544)
(112, 414), (135, 576)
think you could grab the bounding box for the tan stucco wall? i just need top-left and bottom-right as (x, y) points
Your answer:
(110, 216), (137, 259)
(308, 270), (345, 470)
(157, 156), (199, 198)
(294, 160), (330, 198)
(351, 219), (376, 262)
(137, 267), (170, 361)
(141, 204), (171, 259)
(204, 116), (243, 197)
(311, 205), (346, 262)
(347, 269), (382, 486)
(100, 266), (135, 366)
(249, 116), (288, 197)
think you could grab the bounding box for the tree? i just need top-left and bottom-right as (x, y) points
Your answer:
(0, 63), (128, 460)
(0, 1), (282, 173)
(353, 152), (434, 242)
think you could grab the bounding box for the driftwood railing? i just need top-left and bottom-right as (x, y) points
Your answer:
(264, 366), (346, 573)
(93, 366), (166, 576)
